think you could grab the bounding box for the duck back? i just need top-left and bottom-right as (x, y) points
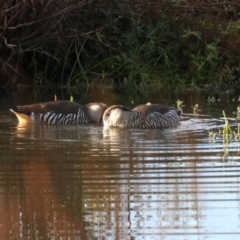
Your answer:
(11, 100), (107, 125)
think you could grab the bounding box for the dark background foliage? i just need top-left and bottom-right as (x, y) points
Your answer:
(1, 0), (240, 92)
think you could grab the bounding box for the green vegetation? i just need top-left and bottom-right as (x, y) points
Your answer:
(176, 99), (184, 110)
(192, 104), (199, 113)
(209, 110), (240, 143)
(209, 108), (240, 161)
(1, 0), (240, 92)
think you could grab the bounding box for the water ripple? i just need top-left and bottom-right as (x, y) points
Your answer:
(0, 109), (240, 239)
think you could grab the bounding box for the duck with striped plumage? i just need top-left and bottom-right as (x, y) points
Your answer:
(10, 100), (108, 125)
(103, 103), (181, 128)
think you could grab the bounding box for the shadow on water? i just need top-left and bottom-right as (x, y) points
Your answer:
(1, 88), (240, 239)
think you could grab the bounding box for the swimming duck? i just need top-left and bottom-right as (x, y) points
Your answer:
(103, 103), (181, 128)
(10, 100), (107, 125)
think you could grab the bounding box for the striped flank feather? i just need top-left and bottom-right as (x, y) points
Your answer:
(103, 104), (181, 129)
(10, 100), (107, 125)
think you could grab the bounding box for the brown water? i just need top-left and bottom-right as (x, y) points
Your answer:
(1, 95), (240, 239)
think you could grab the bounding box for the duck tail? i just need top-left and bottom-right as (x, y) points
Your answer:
(10, 109), (32, 124)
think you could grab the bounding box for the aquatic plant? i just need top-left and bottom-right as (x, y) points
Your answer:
(192, 103), (203, 114)
(209, 110), (240, 142)
(209, 108), (240, 161)
(237, 106), (240, 121)
(176, 99), (184, 110)
(208, 131), (217, 142)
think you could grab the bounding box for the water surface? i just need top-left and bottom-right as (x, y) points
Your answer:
(0, 96), (240, 239)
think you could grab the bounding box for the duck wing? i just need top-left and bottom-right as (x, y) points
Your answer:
(16, 100), (85, 115)
(132, 104), (174, 115)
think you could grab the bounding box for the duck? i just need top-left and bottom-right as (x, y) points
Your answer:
(10, 100), (108, 125)
(103, 103), (181, 128)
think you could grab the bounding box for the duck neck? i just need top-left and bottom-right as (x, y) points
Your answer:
(109, 109), (140, 127)
(87, 105), (103, 123)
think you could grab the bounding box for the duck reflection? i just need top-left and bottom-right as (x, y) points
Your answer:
(13, 122), (103, 143)
(5, 125), (97, 239)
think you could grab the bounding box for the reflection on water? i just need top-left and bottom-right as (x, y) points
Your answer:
(1, 104), (240, 239)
